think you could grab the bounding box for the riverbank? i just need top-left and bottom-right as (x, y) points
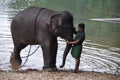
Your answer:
(0, 69), (119, 80)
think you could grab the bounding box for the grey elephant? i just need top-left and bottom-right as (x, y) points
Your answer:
(10, 6), (73, 70)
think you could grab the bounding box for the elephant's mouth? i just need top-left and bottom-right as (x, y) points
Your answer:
(66, 37), (73, 42)
(65, 39), (72, 42)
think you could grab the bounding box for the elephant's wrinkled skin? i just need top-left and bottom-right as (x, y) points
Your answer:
(10, 6), (73, 70)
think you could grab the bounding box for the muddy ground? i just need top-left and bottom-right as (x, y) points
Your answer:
(0, 69), (120, 80)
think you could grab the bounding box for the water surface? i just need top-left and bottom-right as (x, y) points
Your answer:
(0, 0), (120, 74)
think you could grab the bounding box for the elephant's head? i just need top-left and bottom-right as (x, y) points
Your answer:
(46, 11), (73, 41)
(46, 11), (74, 68)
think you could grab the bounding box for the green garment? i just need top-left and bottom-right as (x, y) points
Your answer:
(71, 45), (82, 59)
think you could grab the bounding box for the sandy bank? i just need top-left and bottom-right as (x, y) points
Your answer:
(0, 69), (120, 80)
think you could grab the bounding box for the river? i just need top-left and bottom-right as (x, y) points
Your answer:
(0, 0), (120, 74)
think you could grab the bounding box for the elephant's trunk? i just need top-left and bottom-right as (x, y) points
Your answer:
(60, 34), (73, 68)
(60, 44), (72, 68)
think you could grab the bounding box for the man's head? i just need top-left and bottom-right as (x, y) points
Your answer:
(78, 23), (85, 32)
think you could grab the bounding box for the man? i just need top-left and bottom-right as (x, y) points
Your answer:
(67, 23), (85, 73)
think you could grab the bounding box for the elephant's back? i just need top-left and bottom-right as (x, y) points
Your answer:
(11, 6), (56, 31)
(15, 6), (42, 18)
(11, 7), (44, 44)
(12, 6), (42, 28)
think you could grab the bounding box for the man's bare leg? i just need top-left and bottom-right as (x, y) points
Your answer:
(74, 58), (80, 73)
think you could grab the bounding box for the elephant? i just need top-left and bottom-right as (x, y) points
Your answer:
(10, 6), (74, 70)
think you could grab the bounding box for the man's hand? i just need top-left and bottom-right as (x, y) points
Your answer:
(66, 40), (70, 44)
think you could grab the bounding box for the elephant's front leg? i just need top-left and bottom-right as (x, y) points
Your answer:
(41, 37), (58, 71)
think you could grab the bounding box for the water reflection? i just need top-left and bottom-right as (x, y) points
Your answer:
(0, 0), (120, 74)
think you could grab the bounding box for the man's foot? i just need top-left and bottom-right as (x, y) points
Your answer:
(74, 70), (79, 73)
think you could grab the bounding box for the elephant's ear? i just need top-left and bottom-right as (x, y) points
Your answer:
(46, 13), (62, 27)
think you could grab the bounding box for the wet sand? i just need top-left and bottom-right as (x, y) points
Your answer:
(0, 69), (120, 80)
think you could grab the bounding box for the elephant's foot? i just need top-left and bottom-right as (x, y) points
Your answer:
(10, 54), (22, 70)
(43, 66), (58, 71)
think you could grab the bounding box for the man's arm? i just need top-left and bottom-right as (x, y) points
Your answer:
(66, 40), (79, 44)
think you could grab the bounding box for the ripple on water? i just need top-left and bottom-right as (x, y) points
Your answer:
(81, 42), (120, 74)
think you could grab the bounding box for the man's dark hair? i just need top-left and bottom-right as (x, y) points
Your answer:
(78, 23), (85, 29)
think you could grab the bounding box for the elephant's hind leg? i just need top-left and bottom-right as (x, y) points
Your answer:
(10, 43), (27, 70)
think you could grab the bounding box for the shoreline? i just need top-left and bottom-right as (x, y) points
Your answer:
(0, 69), (120, 80)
